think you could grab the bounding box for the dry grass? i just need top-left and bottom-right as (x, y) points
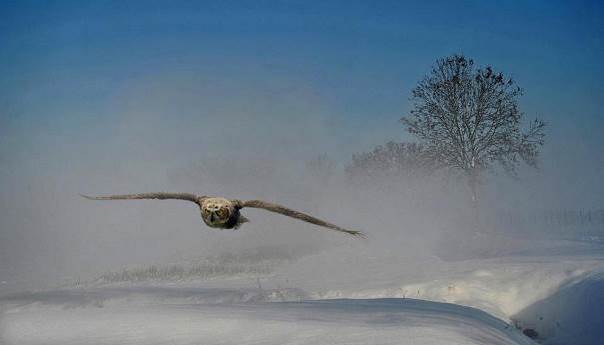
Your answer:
(92, 245), (312, 284)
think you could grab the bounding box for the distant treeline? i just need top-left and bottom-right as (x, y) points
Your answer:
(345, 142), (434, 180)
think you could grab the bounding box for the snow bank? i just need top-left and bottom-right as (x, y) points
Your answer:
(2, 241), (603, 344)
(1, 297), (534, 345)
(268, 246), (604, 321)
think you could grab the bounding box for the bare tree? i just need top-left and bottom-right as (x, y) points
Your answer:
(401, 54), (545, 209)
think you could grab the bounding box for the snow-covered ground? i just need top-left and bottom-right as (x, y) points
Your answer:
(1, 239), (603, 345)
(1, 296), (534, 345)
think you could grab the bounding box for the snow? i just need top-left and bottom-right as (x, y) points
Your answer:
(1, 240), (603, 345)
(285, 249), (603, 320)
(1, 297), (534, 345)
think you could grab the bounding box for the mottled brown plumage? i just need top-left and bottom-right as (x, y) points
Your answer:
(80, 193), (365, 238)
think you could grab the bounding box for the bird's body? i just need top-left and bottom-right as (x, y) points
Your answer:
(199, 197), (246, 229)
(80, 193), (365, 238)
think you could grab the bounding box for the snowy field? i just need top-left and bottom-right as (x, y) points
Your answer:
(1, 296), (533, 345)
(2, 239), (603, 345)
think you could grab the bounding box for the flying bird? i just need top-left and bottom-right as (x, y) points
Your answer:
(80, 193), (365, 238)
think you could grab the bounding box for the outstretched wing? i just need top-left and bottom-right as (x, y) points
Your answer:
(80, 192), (202, 204)
(239, 200), (365, 238)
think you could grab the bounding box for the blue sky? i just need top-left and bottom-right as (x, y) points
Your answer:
(0, 0), (603, 204)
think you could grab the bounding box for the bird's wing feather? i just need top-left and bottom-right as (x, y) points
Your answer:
(240, 200), (365, 238)
(80, 193), (201, 204)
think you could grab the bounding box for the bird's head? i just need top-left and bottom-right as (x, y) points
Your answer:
(200, 197), (238, 228)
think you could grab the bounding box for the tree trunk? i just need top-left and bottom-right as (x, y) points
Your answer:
(468, 171), (480, 232)
(469, 174), (478, 209)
